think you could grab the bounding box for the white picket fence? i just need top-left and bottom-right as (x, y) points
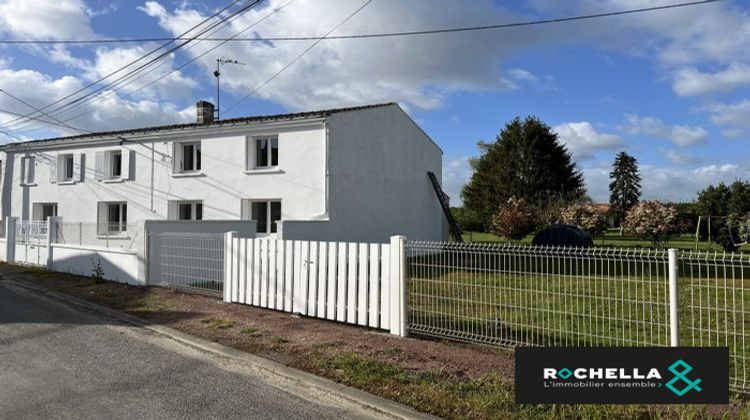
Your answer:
(223, 234), (408, 336)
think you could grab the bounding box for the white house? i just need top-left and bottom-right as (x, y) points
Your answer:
(0, 102), (446, 243)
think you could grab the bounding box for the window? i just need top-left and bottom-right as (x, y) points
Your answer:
(98, 202), (127, 234)
(61, 154), (74, 181)
(20, 156), (35, 185)
(250, 137), (278, 169)
(110, 151), (122, 178)
(176, 141), (201, 173)
(32, 203), (57, 221)
(242, 200), (281, 234)
(170, 201), (203, 220)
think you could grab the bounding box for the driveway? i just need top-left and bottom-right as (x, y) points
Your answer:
(0, 281), (388, 419)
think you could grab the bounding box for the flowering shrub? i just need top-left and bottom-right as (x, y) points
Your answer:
(622, 201), (680, 249)
(560, 203), (609, 236)
(491, 197), (538, 240)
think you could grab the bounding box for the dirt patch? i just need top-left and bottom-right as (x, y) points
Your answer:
(4, 264), (746, 419)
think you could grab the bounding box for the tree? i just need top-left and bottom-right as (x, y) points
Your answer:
(490, 197), (538, 240)
(696, 181), (750, 251)
(451, 206), (484, 232)
(609, 152), (641, 224)
(560, 203), (609, 237)
(461, 116), (585, 229)
(622, 201), (680, 249)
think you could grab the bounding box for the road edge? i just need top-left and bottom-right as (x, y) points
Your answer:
(4, 278), (437, 420)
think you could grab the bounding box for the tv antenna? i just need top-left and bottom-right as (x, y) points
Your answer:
(214, 58), (246, 120)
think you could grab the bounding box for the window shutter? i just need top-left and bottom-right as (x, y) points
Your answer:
(167, 201), (177, 220)
(94, 152), (104, 181)
(103, 152), (111, 180)
(173, 143), (183, 173)
(73, 153), (83, 182)
(121, 148), (131, 180)
(50, 156), (59, 183)
(27, 157), (35, 184)
(97, 202), (107, 235)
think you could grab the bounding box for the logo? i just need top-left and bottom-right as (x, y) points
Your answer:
(665, 359), (702, 396)
(515, 347), (728, 404)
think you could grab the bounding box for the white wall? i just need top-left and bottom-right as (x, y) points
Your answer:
(322, 105), (444, 242)
(1, 121), (327, 227)
(51, 244), (140, 285)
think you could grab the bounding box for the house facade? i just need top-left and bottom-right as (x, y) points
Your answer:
(0, 102), (445, 243)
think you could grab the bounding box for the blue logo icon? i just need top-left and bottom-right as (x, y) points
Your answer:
(665, 359), (702, 396)
(557, 368), (573, 379)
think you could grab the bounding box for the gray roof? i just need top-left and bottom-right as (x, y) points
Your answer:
(3, 102), (396, 148)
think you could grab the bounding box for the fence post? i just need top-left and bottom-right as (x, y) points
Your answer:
(46, 216), (61, 270)
(389, 235), (408, 337)
(668, 248), (679, 347)
(5, 216), (17, 263)
(224, 231), (238, 303)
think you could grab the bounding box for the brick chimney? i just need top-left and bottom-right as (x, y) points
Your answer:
(196, 101), (215, 124)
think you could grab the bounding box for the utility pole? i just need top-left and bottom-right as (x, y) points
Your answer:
(214, 58), (246, 120)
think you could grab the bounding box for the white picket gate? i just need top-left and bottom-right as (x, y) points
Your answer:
(223, 234), (407, 336)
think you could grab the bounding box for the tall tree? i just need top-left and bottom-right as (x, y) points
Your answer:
(461, 116), (585, 228)
(609, 152), (641, 223)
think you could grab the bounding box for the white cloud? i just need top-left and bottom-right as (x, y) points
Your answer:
(508, 68), (538, 82)
(620, 114), (709, 146)
(553, 122), (622, 161)
(722, 128), (745, 139)
(442, 156), (472, 205)
(699, 99), (750, 129)
(583, 162), (750, 203)
(0, 0), (96, 40)
(141, 0), (571, 111)
(0, 68), (194, 142)
(661, 148), (699, 165)
(672, 63), (750, 96)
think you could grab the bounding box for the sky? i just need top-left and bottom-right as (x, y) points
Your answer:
(0, 0), (749, 205)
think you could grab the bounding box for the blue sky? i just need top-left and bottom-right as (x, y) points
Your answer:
(0, 0), (749, 204)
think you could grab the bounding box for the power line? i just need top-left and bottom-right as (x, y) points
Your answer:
(0, 0), (723, 46)
(17, 0), (271, 132)
(0, 89), (91, 134)
(2, 0), (255, 131)
(224, 0), (373, 115)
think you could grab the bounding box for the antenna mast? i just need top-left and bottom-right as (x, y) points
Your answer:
(214, 58), (246, 120)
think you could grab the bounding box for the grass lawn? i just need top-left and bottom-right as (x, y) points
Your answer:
(462, 229), (750, 252)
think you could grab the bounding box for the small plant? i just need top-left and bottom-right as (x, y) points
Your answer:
(273, 336), (289, 344)
(490, 197), (538, 240)
(200, 318), (234, 329)
(622, 201), (680, 249)
(91, 257), (105, 284)
(560, 203), (609, 236)
(240, 327), (262, 336)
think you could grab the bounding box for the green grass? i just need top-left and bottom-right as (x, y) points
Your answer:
(408, 260), (750, 394)
(200, 318), (234, 329)
(462, 229), (749, 252)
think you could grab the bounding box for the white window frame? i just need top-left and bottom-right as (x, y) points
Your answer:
(247, 136), (279, 170)
(241, 199), (281, 234)
(170, 200), (203, 221)
(61, 154), (75, 182)
(109, 150), (122, 179)
(97, 201), (127, 235)
(32, 203), (57, 221)
(174, 141), (202, 174)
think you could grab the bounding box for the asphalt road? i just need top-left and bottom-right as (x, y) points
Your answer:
(0, 281), (383, 419)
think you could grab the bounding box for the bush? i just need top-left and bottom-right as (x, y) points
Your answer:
(622, 201), (680, 249)
(451, 206), (485, 232)
(490, 197), (538, 240)
(560, 203), (609, 237)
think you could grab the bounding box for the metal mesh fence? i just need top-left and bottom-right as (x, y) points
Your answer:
(406, 241), (671, 348)
(147, 232), (224, 297)
(55, 221), (143, 250)
(679, 251), (750, 394)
